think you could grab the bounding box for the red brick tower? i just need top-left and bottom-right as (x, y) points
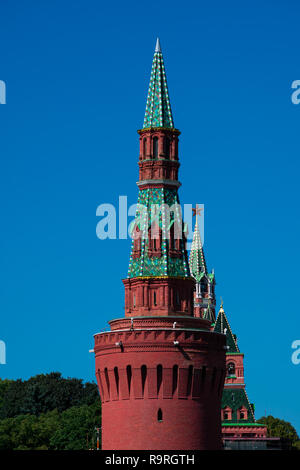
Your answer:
(94, 39), (226, 450)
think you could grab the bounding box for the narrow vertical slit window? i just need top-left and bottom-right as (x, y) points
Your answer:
(172, 365), (178, 395)
(141, 365), (147, 396)
(114, 367), (119, 398)
(164, 137), (170, 158)
(153, 137), (158, 158)
(187, 365), (193, 396)
(104, 367), (110, 399)
(126, 365), (132, 395)
(157, 364), (163, 395)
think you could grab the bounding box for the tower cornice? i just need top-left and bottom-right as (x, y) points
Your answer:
(138, 127), (181, 136)
(136, 179), (181, 189)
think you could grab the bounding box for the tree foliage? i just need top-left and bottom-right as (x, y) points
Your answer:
(257, 415), (299, 443)
(0, 372), (98, 419)
(0, 373), (101, 450)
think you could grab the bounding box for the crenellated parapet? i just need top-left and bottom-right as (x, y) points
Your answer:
(94, 316), (226, 403)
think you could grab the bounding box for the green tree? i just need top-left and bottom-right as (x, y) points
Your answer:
(50, 400), (101, 450)
(0, 401), (101, 450)
(0, 372), (98, 418)
(0, 379), (13, 410)
(0, 373), (101, 450)
(257, 415), (299, 443)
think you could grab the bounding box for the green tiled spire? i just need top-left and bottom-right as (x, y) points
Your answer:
(127, 187), (190, 278)
(221, 389), (256, 424)
(189, 216), (207, 282)
(214, 304), (256, 424)
(143, 38), (174, 129)
(214, 304), (239, 353)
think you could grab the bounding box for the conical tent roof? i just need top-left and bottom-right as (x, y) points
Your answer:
(143, 38), (174, 129)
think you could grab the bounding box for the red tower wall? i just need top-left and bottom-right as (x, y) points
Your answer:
(94, 317), (226, 450)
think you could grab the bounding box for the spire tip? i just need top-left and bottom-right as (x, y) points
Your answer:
(155, 37), (161, 53)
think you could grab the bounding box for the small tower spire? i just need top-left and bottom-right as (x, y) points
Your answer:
(189, 215), (207, 278)
(189, 209), (216, 321)
(214, 302), (239, 353)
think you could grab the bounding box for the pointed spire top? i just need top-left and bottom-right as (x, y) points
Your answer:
(213, 304), (240, 353)
(155, 37), (161, 53)
(189, 213), (207, 280)
(143, 39), (174, 129)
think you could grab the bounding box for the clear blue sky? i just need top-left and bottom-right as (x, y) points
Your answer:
(0, 1), (300, 433)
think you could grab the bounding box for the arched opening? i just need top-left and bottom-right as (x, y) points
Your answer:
(227, 362), (236, 376)
(170, 223), (175, 250)
(143, 138), (147, 158)
(133, 225), (141, 258)
(153, 137), (158, 158)
(200, 281), (207, 294)
(148, 224), (162, 258)
(163, 137), (170, 158)
(169, 222), (182, 255)
(157, 408), (163, 422)
(222, 407), (232, 421)
(238, 407), (248, 420)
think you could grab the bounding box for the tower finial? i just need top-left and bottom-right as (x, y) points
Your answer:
(155, 37), (161, 53)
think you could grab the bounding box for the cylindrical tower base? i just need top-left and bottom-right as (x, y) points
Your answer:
(94, 316), (226, 450)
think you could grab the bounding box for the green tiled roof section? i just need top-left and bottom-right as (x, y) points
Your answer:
(221, 389), (255, 423)
(189, 216), (207, 280)
(127, 187), (190, 278)
(213, 309), (239, 353)
(143, 48), (174, 128)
